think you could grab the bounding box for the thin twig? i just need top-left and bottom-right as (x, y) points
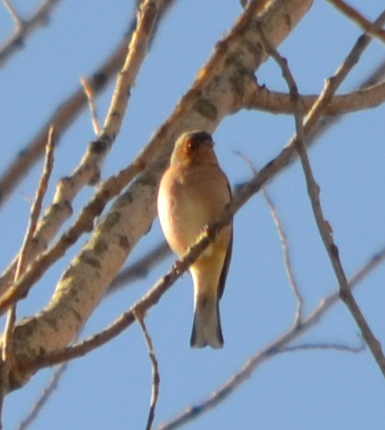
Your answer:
(0, 0), (62, 67)
(2, 126), (56, 359)
(3, 125), (55, 349)
(0, 127), (56, 428)
(16, 126), (56, 277)
(326, 0), (385, 44)
(262, 15), (385, 376)
(275, 52), (385, 156)
(16, 362), (68, 430)
(80, 77), (101, 135)
(262, 188), (303, 324)
(16, 326), (82, 430)
(234, 151), (303, 323)
(283, 337), (365, 354)
(101, 0), (160, 138)
(134, 309), (160, 430)
(2, 0), (23, 27)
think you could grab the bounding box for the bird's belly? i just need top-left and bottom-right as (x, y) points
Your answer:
(170, 193), (211, 251)
(157, 166), (230, 258)
(159, 184), (212, 253)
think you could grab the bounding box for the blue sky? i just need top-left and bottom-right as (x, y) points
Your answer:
(1, 0), (385, 429)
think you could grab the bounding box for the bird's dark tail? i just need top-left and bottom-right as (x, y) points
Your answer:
(190, 297), (223, 349)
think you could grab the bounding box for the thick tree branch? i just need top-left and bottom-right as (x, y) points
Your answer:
(244, 80), (385, 115)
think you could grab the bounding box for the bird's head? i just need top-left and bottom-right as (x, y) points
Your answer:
(170, 131), (217, 166)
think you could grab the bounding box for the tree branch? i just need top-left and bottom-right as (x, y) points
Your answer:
(244, 80), (385, 115)
(134, 309), (160, 430)
(264, 10), (385, 377)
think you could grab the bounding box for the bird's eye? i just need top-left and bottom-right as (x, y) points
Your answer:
(186, 140), (197, 150)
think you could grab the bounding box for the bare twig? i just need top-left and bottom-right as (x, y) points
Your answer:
(0, 127), (56, 428)
(2, 0), (23, 27)
(16, 362), (68, 430)
(0, 0), (62, 67)
(16, 325), (83, 430)
(2, 126), (56, 357)
(134, 309), (160, 430)
(1, 125), (55, 325)
(101, 0), (160, 141)
(296, 10), (385, 135)
(80, 77), (101, 135)
(17, 126), (56, 275)
(235, 151), (303, 323)
(301, 55), (385, 144)
(262, 188), (303, 323)
(263, 13), (385, 376)
(283, 337), (365, 354)
(302, 45), (385, 378)
(326, 0), (385, 43)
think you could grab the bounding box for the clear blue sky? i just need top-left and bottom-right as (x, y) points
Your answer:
(1, 1), (385, 429)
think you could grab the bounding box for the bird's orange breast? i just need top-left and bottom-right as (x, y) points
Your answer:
(157, 163), (230, 257)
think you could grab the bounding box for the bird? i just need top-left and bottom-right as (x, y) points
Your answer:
(157, 131), (233, 348)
